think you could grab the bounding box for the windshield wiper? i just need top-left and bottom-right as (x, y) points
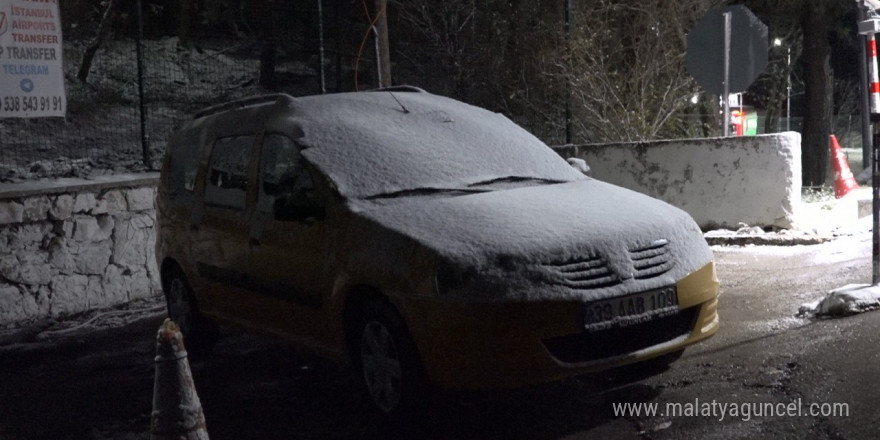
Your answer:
(467, 176), (567, 188)
(365, 187), (488, 200)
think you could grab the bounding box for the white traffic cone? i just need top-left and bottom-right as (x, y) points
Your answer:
(151, 318), (210, 440)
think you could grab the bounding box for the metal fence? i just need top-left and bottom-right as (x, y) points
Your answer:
(0, 1), (868, 182)
(1, 0), (371, 181)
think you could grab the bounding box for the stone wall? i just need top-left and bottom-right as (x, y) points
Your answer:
(553, 132), (802, 230)
(0, 174), (161, 326)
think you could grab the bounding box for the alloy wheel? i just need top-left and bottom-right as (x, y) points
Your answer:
(360, 320), (403, 413)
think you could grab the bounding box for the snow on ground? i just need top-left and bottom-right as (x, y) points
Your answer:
(0, 296), (165, 346)
(798, 284), (880, 317)
(710, 187), (872, 250)
(705, 187), (873, 247)
(710, 186), (880, 318)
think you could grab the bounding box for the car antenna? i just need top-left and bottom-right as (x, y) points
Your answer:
(387, 91), (410, 114)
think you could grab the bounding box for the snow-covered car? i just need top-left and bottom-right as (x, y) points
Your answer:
(155, 87), (720, 417)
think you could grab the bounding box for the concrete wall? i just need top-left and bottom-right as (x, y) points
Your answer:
(0, 174), (161, 325)
(554, 132), (802, 230)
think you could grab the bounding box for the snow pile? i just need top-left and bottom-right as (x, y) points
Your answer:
(704, 223), (833, 246)
(0, 296), (165, 345)
(799, 284), (880, 317)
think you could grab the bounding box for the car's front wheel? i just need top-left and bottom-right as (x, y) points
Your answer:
(353, 299), (430, 418)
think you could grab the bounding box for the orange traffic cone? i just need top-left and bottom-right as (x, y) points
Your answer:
(830, 135), (859, 199)
(151, 319), (210, 440)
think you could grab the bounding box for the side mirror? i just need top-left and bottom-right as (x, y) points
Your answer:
(567, 157), (592, 176)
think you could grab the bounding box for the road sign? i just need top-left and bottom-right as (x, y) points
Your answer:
(687, 5), (769, 95)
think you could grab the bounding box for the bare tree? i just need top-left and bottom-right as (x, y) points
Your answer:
(800, 0), (834, 187)
(393, 0), (478, 97)
(392, 0), (721, 144)
(77, 0), (120, 83)
(552, 0), (722, 142)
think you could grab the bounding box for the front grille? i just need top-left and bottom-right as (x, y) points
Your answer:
(540, 239), (672, 291)
(540, 256), (620, 289)
(542, 306), (699, 364)
(630, 239), (672, 280)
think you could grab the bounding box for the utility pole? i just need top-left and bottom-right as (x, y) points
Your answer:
(374, 0), (392, 88)
(564, 0), (573, 144)
(857, 1), (880, 284)
(859, 0), (873, 170)
(317, 0), (326, 94)
(721, 11), (731, 137)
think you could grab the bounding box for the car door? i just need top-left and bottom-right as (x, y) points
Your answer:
(240, 133), (334, 347)
(191, 133), (258, 317)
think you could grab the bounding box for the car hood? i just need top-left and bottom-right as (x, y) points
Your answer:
(352, 179), (713, 302)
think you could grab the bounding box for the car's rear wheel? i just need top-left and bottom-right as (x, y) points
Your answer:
(162, 265), (217, 354)
(353, 299), (430, 418)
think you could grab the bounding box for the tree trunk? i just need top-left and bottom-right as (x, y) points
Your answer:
(177, 0), (192, 50)
(800, 0), (833, 187)
(259, 40), (278, 90)
(77, 0), (120, 83)
(374, 0), (392, 88)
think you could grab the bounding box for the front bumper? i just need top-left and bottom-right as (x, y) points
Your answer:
(405, 261), (720, 391)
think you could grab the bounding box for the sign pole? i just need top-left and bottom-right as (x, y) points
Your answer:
(872, 31), (880, 285)
(863, 24), (880, 285)
(722, 12), (731, 137)
(862, 29), (880, 284)
(686, 5), (769, 121)
(858, 2), (872, 171)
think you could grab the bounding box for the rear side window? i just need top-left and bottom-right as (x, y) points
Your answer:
(166, 130), (201, 198)
(204, 135), (254, 210)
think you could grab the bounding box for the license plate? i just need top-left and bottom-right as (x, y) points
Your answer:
(583, 286), (679, 331)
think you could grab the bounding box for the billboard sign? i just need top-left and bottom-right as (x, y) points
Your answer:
(0, 0), (65, 118)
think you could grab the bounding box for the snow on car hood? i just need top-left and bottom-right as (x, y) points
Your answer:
(353, 179), (713, 303)
(293, 90), (586, 199)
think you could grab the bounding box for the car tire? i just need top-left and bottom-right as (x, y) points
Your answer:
(162, 265), (218, 355)
(353, 299), (431, 419)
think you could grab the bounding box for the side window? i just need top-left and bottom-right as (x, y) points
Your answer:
(167, 131), (201, 197)
(258, 134), (317, 219)
(204, 135), (254, 210)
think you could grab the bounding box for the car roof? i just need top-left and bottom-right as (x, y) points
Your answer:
(184, 87), (584, 199)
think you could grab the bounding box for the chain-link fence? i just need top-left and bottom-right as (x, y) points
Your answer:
(0, 0), (868, 182)
(1, 0), (377, 181)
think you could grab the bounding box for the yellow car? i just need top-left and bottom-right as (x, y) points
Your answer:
(155, 87), (719, 416)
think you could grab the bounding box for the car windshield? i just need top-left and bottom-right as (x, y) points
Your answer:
(295, 92), (586, 200)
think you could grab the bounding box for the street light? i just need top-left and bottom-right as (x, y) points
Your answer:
(773, 38), (792, 131)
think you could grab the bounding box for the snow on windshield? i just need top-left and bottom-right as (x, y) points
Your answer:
(293, 90), (585, 199)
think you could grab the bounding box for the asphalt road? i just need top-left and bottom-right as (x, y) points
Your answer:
(0, 231), (877, 440)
